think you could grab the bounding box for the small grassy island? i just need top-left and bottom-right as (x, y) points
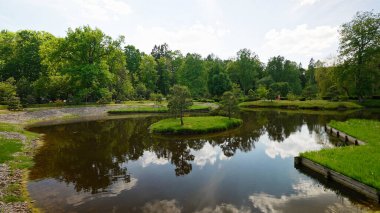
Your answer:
(149, 116), (242, 135)
(301, 119), (380, 189)
(239, 100), (363, 110)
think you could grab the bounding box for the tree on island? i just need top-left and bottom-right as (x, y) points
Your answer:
(220, 91), (239, 119)
(167, 85), (193, 125)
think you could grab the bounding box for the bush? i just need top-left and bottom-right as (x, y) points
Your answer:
(286, 92), (298, 101)
(7, 96), (22, 111)
(98, 88), (112, 104)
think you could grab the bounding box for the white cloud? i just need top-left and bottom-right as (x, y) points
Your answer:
(296, 0), (320, 7)
(262, 24), (338, 61)
(130, 24), (230, 57)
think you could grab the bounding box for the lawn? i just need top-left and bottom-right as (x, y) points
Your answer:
(301, 119), (380, 189)
(149, 116), (242, 135)
(239, 100), (363, 110)
(108, 105), (210, 114)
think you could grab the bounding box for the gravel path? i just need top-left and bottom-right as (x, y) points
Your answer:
(0, 105), (126, 124)
(0, 102), (219, 125)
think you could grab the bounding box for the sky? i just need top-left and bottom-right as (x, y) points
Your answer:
(0, 0), (379, 66)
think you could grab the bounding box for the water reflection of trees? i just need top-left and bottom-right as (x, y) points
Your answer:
(29, 110), (376, 194)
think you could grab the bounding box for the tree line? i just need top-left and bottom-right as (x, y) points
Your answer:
(0, 11), (378, 109)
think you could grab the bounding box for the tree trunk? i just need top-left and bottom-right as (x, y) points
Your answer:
(180, 110), (184, 126)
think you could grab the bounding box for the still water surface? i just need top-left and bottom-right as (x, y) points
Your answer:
(28, 110), (380, 212)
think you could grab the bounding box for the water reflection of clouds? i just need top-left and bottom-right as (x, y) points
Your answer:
(261, 126), (332, 159)
(194, 203), (251, 213)
(141, 151), (169, 167)
(249, 178), (364, 213)
(66, 177), (138, 206)
(141, 199), (181, 213)
(191, 143), (230, 168)
(140, 143), (230, 169)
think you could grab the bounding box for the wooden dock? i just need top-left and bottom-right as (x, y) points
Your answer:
(324, 125), (365, 145)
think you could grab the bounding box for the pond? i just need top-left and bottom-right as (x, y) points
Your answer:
(27, 110), (380, 212)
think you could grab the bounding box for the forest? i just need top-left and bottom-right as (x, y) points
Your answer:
(0, 11), (379, 109)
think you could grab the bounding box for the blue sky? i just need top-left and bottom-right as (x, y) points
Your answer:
(0, 0), (379, 65)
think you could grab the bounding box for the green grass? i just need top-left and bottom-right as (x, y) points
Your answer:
(108, 105), (210, 114)
(302, 119), (380, 189)
(239, 100), (363, 110)
(0, 138), (23, 163)
(150, 116), (242, 135)
(0, 123), (38, 169)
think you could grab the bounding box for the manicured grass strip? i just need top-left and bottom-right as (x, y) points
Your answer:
(239, 100), (362, 110)
(150, 116), (242, 135)
(108, 105), (210, 114)
(302, 119), (380, 189)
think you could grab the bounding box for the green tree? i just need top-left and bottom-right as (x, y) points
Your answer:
(339, 11), (380, 99)
(150, 93), (164, 107)
(207, 62), (232, 97)
(178, 53), (207, 97)
(233, 49), (262, 94)
(220, 91), (239, 119)
(124, 45), (141, 85)
(139, 55), (158, 94)
(167, 85), (193, 126)
(52, 26), (124, 103)
(256, 85), (269, 100)
(0, 78), (22, 110)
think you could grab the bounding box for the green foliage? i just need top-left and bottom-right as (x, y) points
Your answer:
(167, 85), (193, 125)
(150, 93), (164, 106)
(220, 91), (239, 119)
(266, 56), (302, 95)
(302, 84), (318, 100)
(339, 11), (380, 99)
(266, 88), (276, 101)
(207, 62), (232, 97)
(270, 82), (290, 97)
(178, 54), (207, 97)
(302, 119), (380, 189)
(286, 92), (298, 101)
(98, 88), (112, 104)
(139, 55), (158, 93)
(227, 49), (262, 94)
(255, 85), (268, 100)
(6, 96), (22, 111)
(149, 116), (242, 135)
(135, 83), (148, 100)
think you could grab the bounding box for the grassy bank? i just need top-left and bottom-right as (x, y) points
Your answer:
(239, 100), (363, 110)
(0, 123), (39, 208)
(302, 119), (380, 189)
(150, 116), (242, 135)
(108, 105), (210, 114)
